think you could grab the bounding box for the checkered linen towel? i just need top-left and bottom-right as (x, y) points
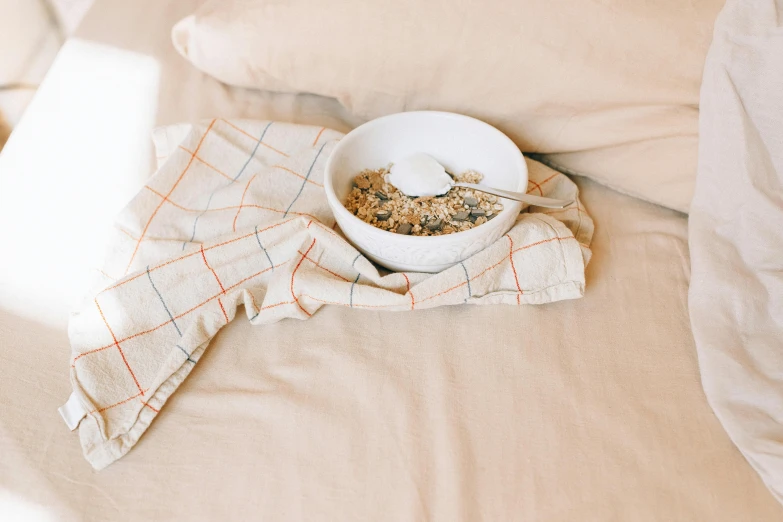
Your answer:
(63, 119), (594, 469)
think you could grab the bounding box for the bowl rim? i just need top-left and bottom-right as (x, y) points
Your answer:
(323, 110), (528, 243)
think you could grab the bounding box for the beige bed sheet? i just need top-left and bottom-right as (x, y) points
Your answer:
(0, 0), (780, 520)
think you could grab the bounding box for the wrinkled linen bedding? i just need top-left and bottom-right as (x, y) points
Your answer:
(689, 0), (783, 504)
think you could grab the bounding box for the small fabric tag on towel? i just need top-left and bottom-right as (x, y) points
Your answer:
(58, 392), (88, 431)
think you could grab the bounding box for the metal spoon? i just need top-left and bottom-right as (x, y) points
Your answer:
(446, 173), (572, 209)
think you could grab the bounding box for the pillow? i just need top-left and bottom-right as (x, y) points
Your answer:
(172, 0), (723, 213)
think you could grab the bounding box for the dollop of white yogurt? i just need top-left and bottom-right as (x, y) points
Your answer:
(386, 152), (453, 197)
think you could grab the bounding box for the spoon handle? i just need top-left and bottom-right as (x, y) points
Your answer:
(454, 182), (572, 209)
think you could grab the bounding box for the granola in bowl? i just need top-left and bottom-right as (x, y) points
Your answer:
(344, 166), (504, 236)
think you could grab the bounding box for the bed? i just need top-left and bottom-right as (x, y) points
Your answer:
(0, 0), (781, 520)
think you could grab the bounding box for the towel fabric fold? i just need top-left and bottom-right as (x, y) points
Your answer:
(63, 119), (593, 468)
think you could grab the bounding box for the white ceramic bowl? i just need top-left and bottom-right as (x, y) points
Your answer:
(324, 111), (527, 272)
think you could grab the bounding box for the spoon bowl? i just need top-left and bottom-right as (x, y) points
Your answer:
(324, 111), (529, 272)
